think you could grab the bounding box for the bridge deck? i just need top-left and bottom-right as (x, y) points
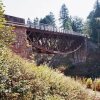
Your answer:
(5, 14), (85, 38)
(5, 17), (85, 55)
(4, 15), (87, 62)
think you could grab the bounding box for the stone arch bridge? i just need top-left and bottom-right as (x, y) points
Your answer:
(5, 15), (87, 63)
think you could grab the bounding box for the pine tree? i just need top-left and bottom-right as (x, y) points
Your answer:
(59, 4), (71, 30)
(71, 16), (83, 33)
(0, 0), (15, 46)
(82, 20), (92, 37)
(49, 12), (56, 26)
(39, 12), (56, 26)
(94, 0), (100, 18)
(88, 0), (100, 43)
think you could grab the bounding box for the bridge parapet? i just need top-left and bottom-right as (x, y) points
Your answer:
(26, 22), (84, 37)
(5, 15), (85, 37)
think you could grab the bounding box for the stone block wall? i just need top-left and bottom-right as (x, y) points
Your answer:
(11, 26), (32, 58)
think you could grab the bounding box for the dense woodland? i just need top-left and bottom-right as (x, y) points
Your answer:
(0, 0), (100, 99)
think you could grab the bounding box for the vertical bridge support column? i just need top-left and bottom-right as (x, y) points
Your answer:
(11, 26), (32, 58)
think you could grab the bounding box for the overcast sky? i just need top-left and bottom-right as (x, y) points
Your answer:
(3, 0), (96, 23)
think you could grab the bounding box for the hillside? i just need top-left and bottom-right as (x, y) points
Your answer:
(0, 45), (95, 100)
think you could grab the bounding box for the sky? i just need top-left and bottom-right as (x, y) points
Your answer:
(3, 0), (96, 24)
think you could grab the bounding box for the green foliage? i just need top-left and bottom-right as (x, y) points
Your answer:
(0, 0), (15, 46)
(86, 78), (93, 89)
(94, 79), (100, 91)
(93, 0), (100, 18)
(0, 46), (92, 100)
(71, 16), (83, 33)
(82, 20), (92, 37)
(40, 12), (56, 26)
(87, 78), (100, 91)
(87, 0), (100, 43)
(59, 4), (72, 30)
(88, 0), (100, 19)
(79, 78), (100, 92)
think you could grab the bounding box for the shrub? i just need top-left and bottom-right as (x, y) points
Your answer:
(86, 78), (93, 89)
(0, 46), (93, 100)
(92, 79), (100, 91)
(95, 79), (100, 91)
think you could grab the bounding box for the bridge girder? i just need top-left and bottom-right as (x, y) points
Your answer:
(26, 28), (85, 55)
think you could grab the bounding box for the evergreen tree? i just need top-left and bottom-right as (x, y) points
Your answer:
(88, 0), (100, 43)
(59, 4), (71, 30)
(0, 0), (15, 46)
(49, 12), (56, 26)
(39, 12), (56, 26)
(71, 16), (83, 33)
(94, 0), (100, 18)
(82, 20), (92, 37)
(88, 0), (100, 19)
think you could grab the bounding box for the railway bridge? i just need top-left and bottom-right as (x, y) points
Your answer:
(5, 15), (87, 63)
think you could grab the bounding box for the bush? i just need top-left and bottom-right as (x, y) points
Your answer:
(0, 46), (93, 100)
(81, 78), (100, 92)
(92, 79), (100, 91)
(86, 78), (93, 89)
(95, 79), (100, 91)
